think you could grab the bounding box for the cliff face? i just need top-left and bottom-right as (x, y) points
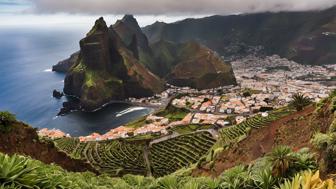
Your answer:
(111, 15), (236, 90)
(151, 40), (236, 89)
(57, 15), (237, 111)
(143, 6), (336, 65)
(64, 17), (164, 111)
(52, 52), (79, 73)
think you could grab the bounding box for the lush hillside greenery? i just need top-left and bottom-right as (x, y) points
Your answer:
(0, 145), (326, 189)
(143, 6), (336, 65)
(3, 91), (336, 188)
(53, 130), (216, 177)
(150, 131), (216, 177)
(218, 107), (293, 147)
(150, 40), (237, 89)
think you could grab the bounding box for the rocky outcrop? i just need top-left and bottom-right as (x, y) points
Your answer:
(52, 90), (63, 99)
(63, 17), (164, 112)
(58, 15), (237, 113)
(52, 51), (79, 73)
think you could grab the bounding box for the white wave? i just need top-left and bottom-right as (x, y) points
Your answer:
(116, 107), (147, 117)
(43, 69), (52, 72)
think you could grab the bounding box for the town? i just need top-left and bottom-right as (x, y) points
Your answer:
(39, 55), (336, 141)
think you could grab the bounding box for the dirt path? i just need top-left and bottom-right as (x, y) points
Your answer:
(143, 145), (152, 177)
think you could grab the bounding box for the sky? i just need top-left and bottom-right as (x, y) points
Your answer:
(1, 0), (336, 28)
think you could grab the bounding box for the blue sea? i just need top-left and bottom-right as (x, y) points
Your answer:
(0, 27), (152, 137)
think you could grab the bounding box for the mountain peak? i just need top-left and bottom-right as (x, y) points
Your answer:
(87, 17), (108, 36)
(122, 14), (136, 21)
(120, 14), (141, 32)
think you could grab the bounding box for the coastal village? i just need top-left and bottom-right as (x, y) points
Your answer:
(39, 55), (336, 141)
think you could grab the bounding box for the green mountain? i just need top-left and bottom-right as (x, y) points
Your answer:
(55, 15), (236, 112)
(143, 6), (336, 65)
(151, 40), (236, 89)
(64, 17), (164, 111)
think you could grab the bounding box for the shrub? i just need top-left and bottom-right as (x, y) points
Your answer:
(330, 97), (336, 113)
(220, 165), (252, 189)
(0, 111), (16, 133)
(311, 133), (331, 150)
(243, 89), (252, 97)
(267, 146), (297, 178)
(278, 170), (335, 189)
(290, 93), (312, 111)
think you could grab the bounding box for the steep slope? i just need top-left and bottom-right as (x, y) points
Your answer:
(143, 6), (336, 65)
(0, 118), (97, 173)
(63, 17), (164, 111)
(54, 15), (236, 112)
(152, 40), (237, 89)
(112, 16), (236, 89)
(52, 51), (79, 73)
(192, 100), (335, 177)
(112, 15), (157, 73)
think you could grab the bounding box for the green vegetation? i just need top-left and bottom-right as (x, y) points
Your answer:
(1, 146), (317, 188)
(0, 111), (16, 133)
(54, 138), (147, 176)
(311, 91), (336, 174)
(149, 131), (216, 177)
(242, 88), (262, 97)
(168, 124), (214, 134)
(125, 116), (147, 129)
(53, 131), (216, 177)
(278, 170), (334, 189)
(265, 66), (291, 72)
(290, 93), (312, 111)
(219, 108), (292, 147)
(156, 104), (190, 122)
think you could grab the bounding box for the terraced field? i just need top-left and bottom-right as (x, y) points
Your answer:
(219, 108), (292, 146)
(53, 108), (291, 177)
(149, 131), (216, 177)
(53, 131), (216, 177)
(54, 139), (147, 176)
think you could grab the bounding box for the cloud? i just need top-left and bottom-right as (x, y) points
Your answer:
(29, 0), (336, 15)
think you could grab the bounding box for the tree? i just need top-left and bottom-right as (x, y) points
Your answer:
(267, 146), (297, 178)
(0, 111), (16, 132)
(290, 93), (311, 111)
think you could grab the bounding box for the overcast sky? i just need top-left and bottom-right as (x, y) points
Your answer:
(28, 0), (336, 15)
(1, 0), (336, 27)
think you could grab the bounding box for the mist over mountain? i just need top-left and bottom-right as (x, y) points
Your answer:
(144, 6), (336, 65)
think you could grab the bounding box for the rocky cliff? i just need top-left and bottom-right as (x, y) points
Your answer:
(55, 15), (237, 112)
(52, 51), (79, 73)
(63, 17), (164, 111)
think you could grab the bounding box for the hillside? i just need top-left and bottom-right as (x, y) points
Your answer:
(151, 40), (237, 89)
(3, 91), (336, 188)
(0, 112), (97, 174)
(48, 91), (336, 178)
(143, 6), (336, 65)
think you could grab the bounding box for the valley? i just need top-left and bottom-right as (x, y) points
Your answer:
(3, 4), (336, 188)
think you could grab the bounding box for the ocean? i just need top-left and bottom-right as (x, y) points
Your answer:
(0, 27), (152, 137)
